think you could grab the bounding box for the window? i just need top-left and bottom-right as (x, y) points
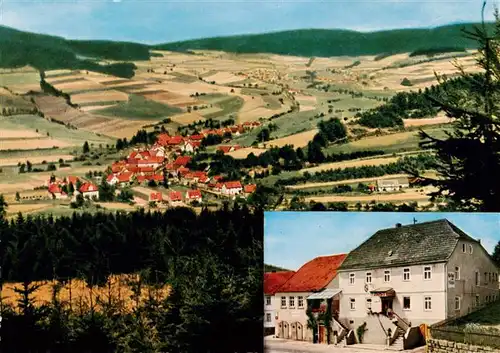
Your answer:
(462, 243), (466, 253)
(424, 296), (432, 311)
(281, 296), (286, 308)
(489, 273), (492, 283)
(423, 266), (432, 280)
(366, 272), (372, 283)
(384, 270), (391, 282)
(403, 268), (411, 281)
(485, 272), (488, 285)
(455, 296), (461, 310)
(475, 271), (480, 286)
(366, 298), (372, 309)
(468, 244), (473, 254)
(350, 298), (356, 310)
(476, 295), (480, 307)
(266, 313), (272, 322)
(403, 296), (411, 310)
(455, 266), (460, 280)
(349, 273), (355, 285)
(266, 296), (271, 306)
(298, 296), (304, 308)
(289, 296), (295, 308)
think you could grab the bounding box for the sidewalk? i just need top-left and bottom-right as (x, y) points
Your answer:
(264, 337), (426, 353)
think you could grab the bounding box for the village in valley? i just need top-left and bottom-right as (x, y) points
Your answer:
(38, 123), (262, 212)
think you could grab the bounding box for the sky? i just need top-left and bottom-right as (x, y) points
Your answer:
(1, 0), (499, 44)
(264, 212), (500, 271)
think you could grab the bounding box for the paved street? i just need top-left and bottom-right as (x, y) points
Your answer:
(264, 337), (427, 353)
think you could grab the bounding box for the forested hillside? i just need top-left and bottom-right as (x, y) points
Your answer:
(0, 205), (263, 353)
(155, 23), (491, 57)
(0, 26), (149, 78)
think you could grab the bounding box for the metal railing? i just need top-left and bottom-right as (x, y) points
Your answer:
(430, 326), (500, 349)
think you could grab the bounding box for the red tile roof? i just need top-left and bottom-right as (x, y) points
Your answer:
(169, 191), (182, 201)
(217, 146), (233, 154)
(117, 172), (134, 182)
(189, 134), (204, 141)
(174, 155), (192, 167)
(186, 189), (202, 199)
(79, 182), (98, 193)
(67, 176), (79, 185)
(48, 184), (63, 194)
(244, 184), (257, 193)
(168, 135), (184, 145)
(150, 192), (162, 201)
(224, 181), (242, 189)
(276, 254), (347, 293)
(264, 271), (296, 295)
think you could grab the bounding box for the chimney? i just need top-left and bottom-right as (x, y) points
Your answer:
(478, 239), (481, 244)
(396, 223), (402, 228)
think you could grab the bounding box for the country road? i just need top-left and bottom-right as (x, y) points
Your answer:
(264, 337), (427, 353)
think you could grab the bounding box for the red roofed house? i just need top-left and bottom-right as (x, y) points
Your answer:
(274, 253), (348, 343)
(168, 135), (184, 146)
(185, 189), (202, 203)
(221, 181), (243, 196)
(264, 271), (295, 335)
(244, 184), (257, 195)
(149, 192), (163, 203)
(48, 183), (68, 199)
(174, 155), (192, 169)
(78, 182), (100, 200)
(107, 172), (134, 187)
(168, 191), (183, 206)
(156, 133), (171, 146)
(183, 141), (200, 154)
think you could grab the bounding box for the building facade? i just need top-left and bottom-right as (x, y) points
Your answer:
(274, 254), (347, 343)
(337, 219), (499, 345)
(264, 271), (295, 336)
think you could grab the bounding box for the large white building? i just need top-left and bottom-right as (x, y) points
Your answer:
(264, 271), (295, 336)
(337, 219), (499, 346)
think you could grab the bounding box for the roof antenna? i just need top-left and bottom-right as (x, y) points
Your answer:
(413, 217), (418, 224)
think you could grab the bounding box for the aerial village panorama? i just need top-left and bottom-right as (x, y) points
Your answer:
(1, 17), (498, 217)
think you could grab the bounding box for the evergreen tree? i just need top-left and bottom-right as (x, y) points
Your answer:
(83, 141), (90, 154)
(493, 241), (500, 266)
(0, 193), (7, 218)
(418, 7), (500, 211)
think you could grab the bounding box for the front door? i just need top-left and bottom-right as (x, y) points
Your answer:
(319, 325), (325, 344)
(333, 299), (340, 320)
(381, 298), (393, 315)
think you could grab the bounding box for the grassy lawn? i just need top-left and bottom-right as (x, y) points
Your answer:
(168, 72), (199, 83)
(0, 114), (116, 146)
(201, 94), (244, 120)
(0, 92), (35, 110)
(324, 126), (452, 155)
(0, 72), (40, 86)
(432, 300), (500, 349)
(94, 94), (182, 120)
(262, 95), (282, 109)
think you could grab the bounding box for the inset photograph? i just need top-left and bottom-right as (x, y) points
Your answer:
(264, 212), (500, 352)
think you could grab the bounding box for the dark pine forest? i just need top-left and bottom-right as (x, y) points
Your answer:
(0, 205), (263, 353)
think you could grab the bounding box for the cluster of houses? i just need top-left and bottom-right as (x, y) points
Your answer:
(264, 219), (500, 350)
(45, 176), (100, 201)
(43, 128), (258, 207)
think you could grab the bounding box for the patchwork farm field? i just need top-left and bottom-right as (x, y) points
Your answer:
(0, 45), (477, 212)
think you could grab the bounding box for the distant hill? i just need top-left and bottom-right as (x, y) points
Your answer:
(0, 26), (152, 78)
(155, 23), (493, 57)
(264, 264), (291, 272)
